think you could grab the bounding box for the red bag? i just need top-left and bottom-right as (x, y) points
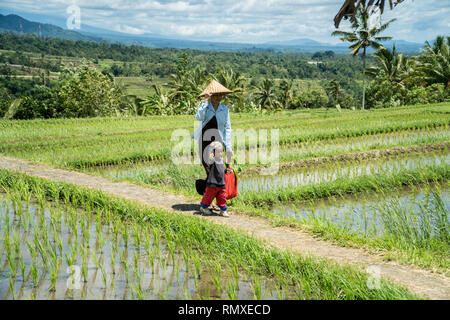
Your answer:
(225, 168), (238, 200)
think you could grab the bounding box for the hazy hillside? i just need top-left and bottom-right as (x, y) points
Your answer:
(0, 13), (102, 42)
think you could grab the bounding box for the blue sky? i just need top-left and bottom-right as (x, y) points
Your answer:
(1, 0), (448, 44)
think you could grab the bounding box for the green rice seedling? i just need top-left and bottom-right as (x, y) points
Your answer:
(230, 258), (239, 288)
(9, 275), (15, 299)
(251, 274), (262, 300)
(275, 279), (287, 300)
(49, 262), (59, 292)
(97, 231), (105, 253)
(152, 228), (160, 257)
(19, 258), (26, 281)
(159, 253), (167, 270)
(182, 247), (189, 273)
(134, 282), (147, 300)
(36, 239), (48, 268)
(120, 249), (129, 282)
(225, 279), (238, 300)
(8, 252), (17, 278)
(65, 252), (74, 267)
(167, 240), (176, 266)
(30, 263), (38, 288)
(4, 231), (12, 258)
(99, 264), (108, 288)
(110, 246), (116, 275)
(132, 264), (142, 288)
(91, 249), (99, 269)
(144, 236), (151, 254)
(82, 223), (90, 247)
(122, 224), (128, 247)
(148, 247), (156, 270)
(80, 218), (86, 239)
(134, 224), (141, 248)
(96, 214), (101, 236)
(13, 230), (20, 257)
(81, 257), (88, 283)
(133, 251), (139, 276)
(192, 254), (201, 280)
(212, 262), (222, 298)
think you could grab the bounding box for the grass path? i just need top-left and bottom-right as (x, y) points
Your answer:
(0, 155), (448, 300)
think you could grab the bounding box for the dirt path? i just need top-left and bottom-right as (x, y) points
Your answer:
(0, 155), (448, 300)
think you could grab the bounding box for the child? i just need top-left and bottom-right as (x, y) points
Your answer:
(199, 141), (229, 217)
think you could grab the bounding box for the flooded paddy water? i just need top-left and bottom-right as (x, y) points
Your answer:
(239, 152), (449, 193)
(272, 185), (450, 239)
(0, 193), (291, 300)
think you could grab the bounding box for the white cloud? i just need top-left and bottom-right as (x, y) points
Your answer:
(0, 0), (448, 43)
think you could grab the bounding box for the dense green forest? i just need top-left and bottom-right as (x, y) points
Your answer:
(0, 32), (364, 80)
(0, 31), (448, 119)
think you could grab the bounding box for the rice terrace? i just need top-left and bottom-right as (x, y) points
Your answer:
(0, 0), (449, 305)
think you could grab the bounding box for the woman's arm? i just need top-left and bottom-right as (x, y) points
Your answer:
(195, 91), (212, 121)
(195, 100), (209, 121)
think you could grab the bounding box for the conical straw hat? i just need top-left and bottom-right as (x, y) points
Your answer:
(199, 80), (233, 97)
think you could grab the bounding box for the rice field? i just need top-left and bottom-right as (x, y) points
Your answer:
(0, 191), (287, 300)
(0, 170), (417, 300)
(0, 102), (449, 299)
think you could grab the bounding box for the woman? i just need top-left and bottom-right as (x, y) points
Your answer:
(191, 80), (233, 176)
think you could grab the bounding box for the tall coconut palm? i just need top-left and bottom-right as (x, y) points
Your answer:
(332, 4), (396, 109)
(334, 0), (405, 28)
(415, 36), (450, 90)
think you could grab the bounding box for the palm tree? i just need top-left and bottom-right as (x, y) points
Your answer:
(326, 80), (342, 102)
(366, 45), (409, 85)
(334, 0), (405, 28)
(278, 79), (294, 108)
(213, 68), (247, 111)
(214, 68), (247, 95)
(252, 78), (279, 111)
(414, 36), (450, 90)
(332, 4), (396, 109)
(140, 84), (171, 115)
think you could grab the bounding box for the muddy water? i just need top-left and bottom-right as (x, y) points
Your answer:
(272, 187), (450, 236)
(0, 194), (286, 300)
(239, 153), (449, 193)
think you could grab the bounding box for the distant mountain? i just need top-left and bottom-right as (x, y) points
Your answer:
(0, 13), (425, 53)
(0, 13), (102, 42)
